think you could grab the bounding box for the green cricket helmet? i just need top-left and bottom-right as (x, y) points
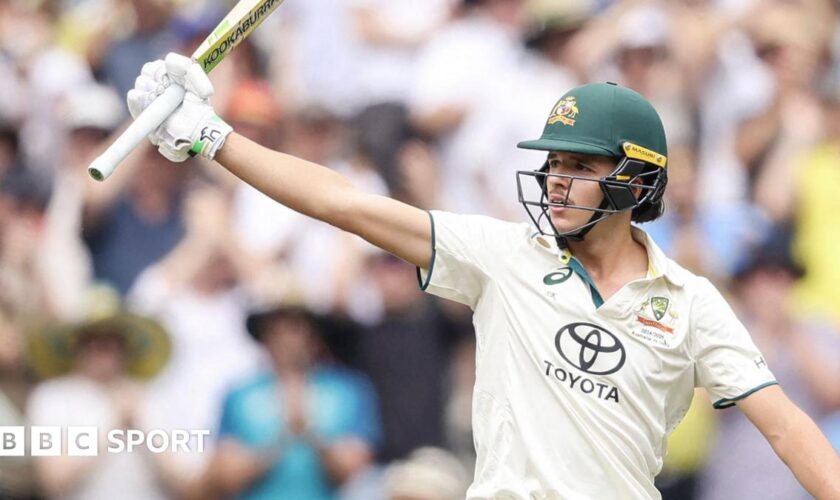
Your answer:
(516, 82), (668, 240)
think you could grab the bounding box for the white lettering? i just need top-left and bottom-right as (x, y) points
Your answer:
(146, 430), (168, 454)
(107, 430), (125, 453)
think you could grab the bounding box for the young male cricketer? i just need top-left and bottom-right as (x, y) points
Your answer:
(126, 54), (840, 498)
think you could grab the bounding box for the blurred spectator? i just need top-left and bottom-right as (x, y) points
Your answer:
(0, 54), (28, 155)
(200, 299), (381, 499)
(350, 0), (450, 108)
(127, 181), (265, 489)
(348, 252), (470, 463)
(383, 447), (470, 500)
(602, 4), (694, 149)
(390, 135), (446, 209)
(0, 302), (37, 499)
(779, 82), (840, 325)
(0, 167), (52, 318)
(99, 0), (178, 97)
(347, 0), (451, 191)
(408, 0), (585, 219)
(0, 389), (36, 499)
(409, 0), (533, 214)
(233, 106), (388, 314)
(526, 0), (591, 82)
(699, 244), (840, 500)
(3, 1), (96, 176)
(0, 303), (29, 408)
(26, 285), (171, 499)
(38, 83), (125, 321)
(735, 3), (826, 202)
(83, 144), (188, 296)
(265, 0), (360, 117)
(225, 79), (283, 148)
(0, 122), (21, 186)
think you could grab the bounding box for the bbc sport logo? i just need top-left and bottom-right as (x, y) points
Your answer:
(0, 426), (210, 456)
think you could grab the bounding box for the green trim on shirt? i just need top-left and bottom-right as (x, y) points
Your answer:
(713, 381), (779, 409)
(416, 211), (437, 291)
(567, 256), (605, 308)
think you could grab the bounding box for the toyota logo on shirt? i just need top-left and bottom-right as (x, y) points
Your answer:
(555, 322), (626, 375)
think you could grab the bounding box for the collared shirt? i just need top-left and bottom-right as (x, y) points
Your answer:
(417, 211), (776, 500)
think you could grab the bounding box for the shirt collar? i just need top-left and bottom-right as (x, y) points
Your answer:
(631, 226), (685, 287)
(529, 227), (685, 288)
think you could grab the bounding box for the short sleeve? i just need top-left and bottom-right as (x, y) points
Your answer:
(416, 211), (522, 309)
(689, 278), (777, 409)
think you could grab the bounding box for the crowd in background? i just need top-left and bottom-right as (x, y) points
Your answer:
(1, 0), (840, 498)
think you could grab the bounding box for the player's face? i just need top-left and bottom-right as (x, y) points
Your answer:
(544, 151), (617, 232)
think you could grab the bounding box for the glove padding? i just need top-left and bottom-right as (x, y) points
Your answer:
(126, 53), (232, 162)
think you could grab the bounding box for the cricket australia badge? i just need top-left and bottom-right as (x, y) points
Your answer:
(630, 296), (680, 348)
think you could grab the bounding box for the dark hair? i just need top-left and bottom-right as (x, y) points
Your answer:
(630, 163), (667, 223)
(632, 200), (664, 223)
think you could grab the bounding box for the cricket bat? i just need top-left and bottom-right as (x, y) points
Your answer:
(88, 0), (285, 181)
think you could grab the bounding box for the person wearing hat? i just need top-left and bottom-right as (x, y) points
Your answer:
(123, 54), (840, 497)
(25, 286), (171, 499)
(197, 300), (381, 500)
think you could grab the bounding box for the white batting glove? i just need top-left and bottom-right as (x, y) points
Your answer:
(126, 53), (233, 162)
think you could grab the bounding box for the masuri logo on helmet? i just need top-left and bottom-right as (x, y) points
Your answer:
(516, 82), (669, 240)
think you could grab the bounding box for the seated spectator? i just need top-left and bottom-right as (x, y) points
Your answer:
(25, 285), (171, 500)
(200, 299), (381, 500)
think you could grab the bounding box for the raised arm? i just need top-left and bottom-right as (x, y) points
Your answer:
(738, 385), (840, 498)
(124, 54), (432, 269)
(216, 133), (432, 268)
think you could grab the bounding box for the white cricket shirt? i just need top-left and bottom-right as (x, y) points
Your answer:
(417, 211), (776, 500)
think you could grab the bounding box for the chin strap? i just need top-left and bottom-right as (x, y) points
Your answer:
(553, 197), (611, 244)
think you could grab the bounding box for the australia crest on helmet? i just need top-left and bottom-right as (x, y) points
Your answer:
(547, 96), (579, 126)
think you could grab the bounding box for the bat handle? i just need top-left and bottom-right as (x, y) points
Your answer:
(88, 84), (187, 181)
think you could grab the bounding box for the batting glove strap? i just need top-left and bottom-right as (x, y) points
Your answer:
(188, 115), (233, 160)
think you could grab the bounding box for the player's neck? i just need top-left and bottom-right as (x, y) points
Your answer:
(565, 217), (648, 285)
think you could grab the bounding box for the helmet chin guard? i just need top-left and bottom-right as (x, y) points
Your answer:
(516, 152), (667, 241)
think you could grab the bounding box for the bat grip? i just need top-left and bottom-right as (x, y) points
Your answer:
(88, 84), (187, 181)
